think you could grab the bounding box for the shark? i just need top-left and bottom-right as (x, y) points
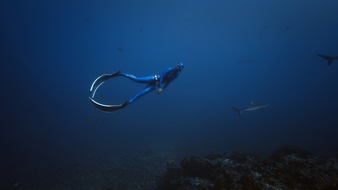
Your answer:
(317, 54), (338, 66)
(232, 101), (267, 116)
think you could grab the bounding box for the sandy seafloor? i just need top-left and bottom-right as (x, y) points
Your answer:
(2, 143), (208, 190)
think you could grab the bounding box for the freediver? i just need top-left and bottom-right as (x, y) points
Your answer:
(89, 63), (184, 112)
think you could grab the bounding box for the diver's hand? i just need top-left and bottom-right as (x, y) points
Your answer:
(157, 88), (163, 94)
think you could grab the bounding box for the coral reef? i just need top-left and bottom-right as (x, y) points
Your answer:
(158, 146), (338, 190)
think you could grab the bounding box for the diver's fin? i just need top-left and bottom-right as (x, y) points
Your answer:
(232, 106), (241, 116)
(90, 71), (120, 98)
(89, 97), (127, 112)
(317, 54), (337, 66)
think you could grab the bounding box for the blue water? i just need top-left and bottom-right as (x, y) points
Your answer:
(2, 0), (338, 189)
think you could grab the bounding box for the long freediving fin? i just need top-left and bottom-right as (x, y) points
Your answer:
(90, 71), (120, 98)
(89, 97), (127, 112)
(317, 54), (338, 66)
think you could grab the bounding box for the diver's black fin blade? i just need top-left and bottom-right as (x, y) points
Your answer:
(317, 54), (335, 66)
(89, 97), (124, 112)
(90, 71), (120, 98)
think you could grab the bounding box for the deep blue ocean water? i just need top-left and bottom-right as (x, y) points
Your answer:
(1, 0), (338, 189)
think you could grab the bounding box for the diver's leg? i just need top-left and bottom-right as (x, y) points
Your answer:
(119, 72), (157, 83)
(90, 85), (155, 112)
(127, 85), (156, 104)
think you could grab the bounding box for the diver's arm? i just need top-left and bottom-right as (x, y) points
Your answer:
(162, 83), (170, 90)
(158, 67), (175, 90)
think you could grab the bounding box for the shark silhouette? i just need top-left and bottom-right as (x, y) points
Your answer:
(232, 101), (267, 116)
(317, 54), (338, 66)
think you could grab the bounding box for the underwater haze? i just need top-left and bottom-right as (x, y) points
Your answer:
(1, 0), (338, 189)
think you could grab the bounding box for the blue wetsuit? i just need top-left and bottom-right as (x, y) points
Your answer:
(89, 63), (184, 112)
(119, 63), (184, 104)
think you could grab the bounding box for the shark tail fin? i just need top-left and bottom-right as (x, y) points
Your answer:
(232, 106), (241, 116)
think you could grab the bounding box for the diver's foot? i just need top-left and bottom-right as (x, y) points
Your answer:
(111, 71), (121, 77)
(120, 101), (128, 108)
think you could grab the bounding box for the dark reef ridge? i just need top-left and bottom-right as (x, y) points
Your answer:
(157, 146), (338, 190)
